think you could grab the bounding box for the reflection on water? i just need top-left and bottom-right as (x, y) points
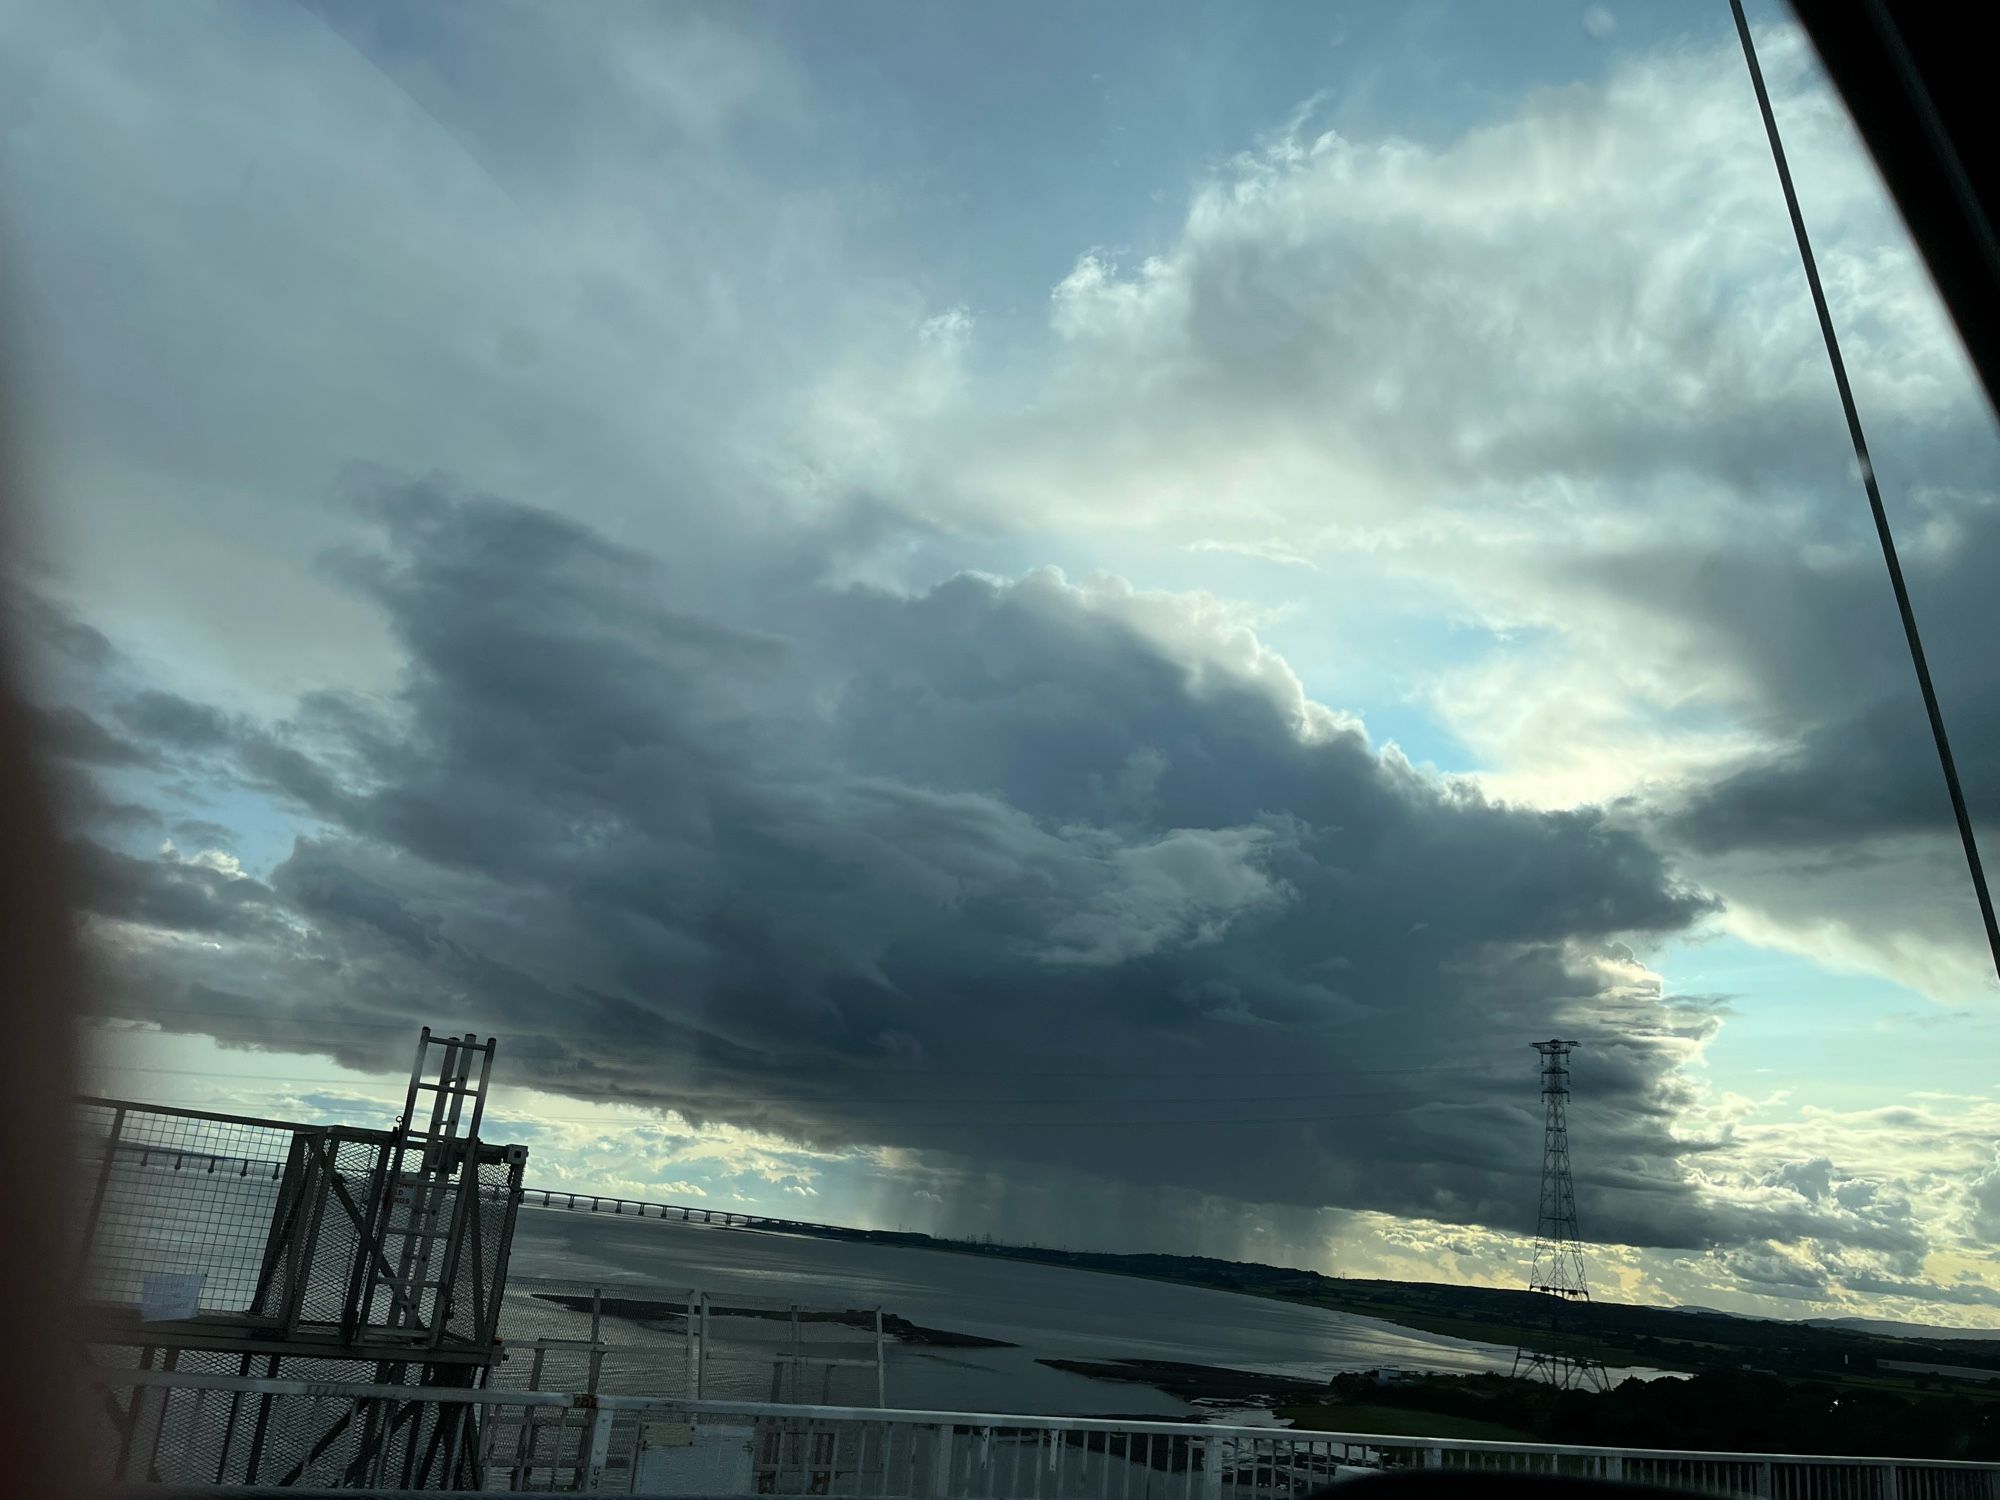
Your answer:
(81, 1160), (1662, 1421)
(503, 1207), (1531, 1416)
(494, 1275), (888, 1408)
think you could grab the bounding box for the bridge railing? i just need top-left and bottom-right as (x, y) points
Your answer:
(496, 1276), (888, 1406)
(84, 1367), (2000, 1498)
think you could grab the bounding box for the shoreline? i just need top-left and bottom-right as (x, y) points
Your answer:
(1037, 1357), (1331, 1408)
(530, 1291), (1018, 1350)
(731, 1220), (2000, 1386)
(515, 1206), (2000, 1413)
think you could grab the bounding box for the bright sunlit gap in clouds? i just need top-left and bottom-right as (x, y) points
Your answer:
(10, 0), (2000, 1326)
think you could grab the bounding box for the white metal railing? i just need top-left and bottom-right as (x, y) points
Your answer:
(85, 1367), (2000, 1499)
(495, 1280), (889, 1406)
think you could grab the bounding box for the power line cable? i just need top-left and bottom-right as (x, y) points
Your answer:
(1732, 0), (2000, 984)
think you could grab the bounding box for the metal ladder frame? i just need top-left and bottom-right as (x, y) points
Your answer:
(355, 1028), (495, 1346)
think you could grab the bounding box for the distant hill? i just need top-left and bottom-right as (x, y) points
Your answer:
(1642, 1308), (2000, 1342)
(1807, 1316), (2000, 1342)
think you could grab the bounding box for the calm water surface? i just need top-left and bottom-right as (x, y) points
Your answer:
(506, 1206), (1526, 1415)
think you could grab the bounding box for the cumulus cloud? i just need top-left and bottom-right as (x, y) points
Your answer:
(861, 26), (1968, 556)
(49, 475), (1743, 1255)
(1621, 502), (2000, 997)
(13, 0), (2000, 1318)
(1634, 1093), (2000, 1316)
(1966, 1156), (2000, 1246)
(824, 18), (2000, 995)
(44, 481), (1976, 1294)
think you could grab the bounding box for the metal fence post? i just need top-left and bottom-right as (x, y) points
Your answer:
(1198, 1435), (1223, 1500)
(874, 1307), (887, 1408)
(790, 1304), (802, 1404)
(78, 1106), (126, 1271)
(686, 1293), (699, 1397)
(588, 1288), (606, 1396)
(580, 1401), (615, 1492)
(699, 1292), (711, 1400)
(928, 1424), (955, 1498)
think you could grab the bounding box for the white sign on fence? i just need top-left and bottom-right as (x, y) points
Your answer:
(139, 1272), (205, 1322)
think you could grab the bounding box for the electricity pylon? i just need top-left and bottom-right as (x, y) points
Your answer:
(1512, 1038), (1609, 1392)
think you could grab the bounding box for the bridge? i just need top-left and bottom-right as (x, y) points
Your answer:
(494, 1180), (851, 1235)
(82, 1144), (852, 1236)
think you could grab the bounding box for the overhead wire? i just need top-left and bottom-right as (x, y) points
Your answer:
(1731, 0), (2000, 984)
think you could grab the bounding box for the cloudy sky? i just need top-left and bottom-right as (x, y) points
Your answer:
(7, 0), (2000, 1323)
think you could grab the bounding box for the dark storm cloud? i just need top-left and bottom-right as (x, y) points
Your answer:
(1598, 501), (2000, 860)
(105, 689), (359, 814)
(15, 592), (115, 671)
(70, 840), (291, 942)
(116, 690), (235, 750)
(1673, 689), (2000, 857)
(62, 472), (1894, 1255)
(272, 838), (439, 957)
(56, 778), (163, 834)
(1722, 1246), (1830, 1294)
(1563, 493), (2000, 986)
(29, 704), (158, 768)
(22, 696), (167, 833)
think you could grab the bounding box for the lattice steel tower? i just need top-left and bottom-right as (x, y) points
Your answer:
(1512, 1038), (1609, 1392)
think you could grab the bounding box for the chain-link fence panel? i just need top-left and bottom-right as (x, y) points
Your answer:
(78, 1094), (530, 1491)
(85, 1348), (485, 1490)
(79, 1099), (523, 1355)
(77, 1101), (294, 1313)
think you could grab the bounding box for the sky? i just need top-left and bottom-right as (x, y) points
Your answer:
(6, 0), (2000, 1324)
